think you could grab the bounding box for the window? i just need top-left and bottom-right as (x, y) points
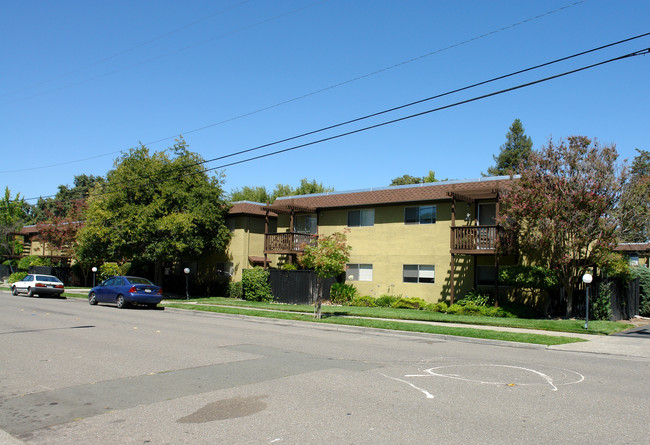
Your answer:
(216, 262), (234, 277)
(476, 265), (497, 285)
(348, 209), (374, 227)
(403, 265), (435, 283)
(347, 264), (373, 281)
(405, 205), (436, 224)
(295, 214), (317, 234)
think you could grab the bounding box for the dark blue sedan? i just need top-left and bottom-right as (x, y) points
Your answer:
(88, 276), (163, 309)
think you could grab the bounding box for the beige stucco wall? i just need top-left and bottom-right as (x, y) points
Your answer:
(273, 202), (494, 303)
(225, 215), (276, 281)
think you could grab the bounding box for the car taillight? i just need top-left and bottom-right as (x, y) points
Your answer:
(157, 289), (162, 295)
(128, 286), (137, 293)
(35, 283), (46, 287)
(55, 284), (64, 288)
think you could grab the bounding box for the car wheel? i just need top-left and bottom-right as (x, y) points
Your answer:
(27, 287), (34, 297)
(11, 286), (17, 296)
(88, 292), (97, 305)
(116, 294), (126, 309)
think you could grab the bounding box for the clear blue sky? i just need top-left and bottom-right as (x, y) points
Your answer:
(2, 0), (649, 202)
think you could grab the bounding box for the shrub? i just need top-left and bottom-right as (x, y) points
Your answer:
(590, 281), (613, 321)
(281, 263), (298, 271)
(424, 301), (448, 312)
(17, 255), (52, 271)
(98, 263), (122, 282)
(499, 265), (558, 290)
(228, 281), (243, 299)
(241, 267), (274, 302)
(349, 295), (376, 307)
(457, 290), (492, 307)
(330, 283), (358, 305)
(8, 271), (28, 284)
(375, 294), (398, 307)
(391, 297), (427, 310)
(631, 267), (650, 317)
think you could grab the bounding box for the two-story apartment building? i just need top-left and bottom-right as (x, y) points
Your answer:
(262, 176), (517, 304)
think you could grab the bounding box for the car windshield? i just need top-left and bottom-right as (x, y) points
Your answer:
(127, 277), (154, 285)
(36, 275), (62, 283)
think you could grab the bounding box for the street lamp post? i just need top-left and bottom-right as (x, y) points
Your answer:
(92, 267), (97, 288)
(184, 267), (190, 300)
(582, 273), (593, 330)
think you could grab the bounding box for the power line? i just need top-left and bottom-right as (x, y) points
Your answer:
(67, 33), (650, 201)
(0, 0), (253, 99)
(45, 45), (649, 205)
(2, 0), (585, 174)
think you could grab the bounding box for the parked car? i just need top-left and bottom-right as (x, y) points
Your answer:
(11, 274), (65, 297)
(88, 276), (163, 309)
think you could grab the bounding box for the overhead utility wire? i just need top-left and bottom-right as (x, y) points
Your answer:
(199, 48), (650, 173)
(0, 0), (252, 98)
(74, 46), (650, 203)
(2, 0), (328, 106)
(82, 33), (650, 199)
(4, 0), (584, 173)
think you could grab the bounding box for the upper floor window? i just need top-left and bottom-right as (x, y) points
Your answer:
(348, 209), (374, 227)
(405, 205), (436, 224)
(295, 214), (317, 234)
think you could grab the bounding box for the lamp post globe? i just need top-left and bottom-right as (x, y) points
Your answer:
(91, 267), (98, 287)
(184, 268), (190, 300)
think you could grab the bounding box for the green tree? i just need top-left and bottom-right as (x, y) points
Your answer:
(500, 136), (623, 317)
(32, 174), (104, 222)
(0, 188), (28, 258)
(230, 186), (273, 203)
(230, 178), (333, 203)
(486, 119), (533, 176)
(76, 139), (230, 281)
(390, 170), (438, 186)
(298, 232), (351, 319)
(618, 149), (650, 242)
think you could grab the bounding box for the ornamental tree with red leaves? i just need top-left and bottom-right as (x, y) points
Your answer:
(499, 136), (624, 317)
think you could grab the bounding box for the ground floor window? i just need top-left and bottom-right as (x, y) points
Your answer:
(403, 265), (435, 283)
(347, 264), (373, 281)
(476, 265), (497, 285)
(215, 262), (234, 277)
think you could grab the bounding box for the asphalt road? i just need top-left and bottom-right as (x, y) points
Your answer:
(1, 291), (649, 444)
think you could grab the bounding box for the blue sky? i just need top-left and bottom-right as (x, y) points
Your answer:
(2, 0), (649, 202)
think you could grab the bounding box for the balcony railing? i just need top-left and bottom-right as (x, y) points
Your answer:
(451, 225), (513, 254)
(264, 232), (317, 254)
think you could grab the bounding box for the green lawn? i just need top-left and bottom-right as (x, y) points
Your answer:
(4, 287), (632, 344)
(167, 296), (631, 336)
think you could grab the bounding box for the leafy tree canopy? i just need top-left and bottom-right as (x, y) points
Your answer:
(32, 174), (105, 222)
(298, 231), (351, 318)
(500, 136), (623, 316)
(390, 170), (439, 186)
(618, 148), (650, 242)
(76, 138), (230, 265)
(0, 188), (29, 257)
(485, 119), (533, 176)
(229, 178), (333, 203)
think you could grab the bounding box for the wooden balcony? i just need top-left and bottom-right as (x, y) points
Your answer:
(264, 232), (317, 255)
(450, 225), (514, 254)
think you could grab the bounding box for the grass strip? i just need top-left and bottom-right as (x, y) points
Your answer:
(163, 303), (586, 346)
(171, 297), (631, 336)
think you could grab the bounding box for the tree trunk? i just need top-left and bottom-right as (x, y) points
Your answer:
(314, 275), (323, 319)
(565, 282), (574, 318)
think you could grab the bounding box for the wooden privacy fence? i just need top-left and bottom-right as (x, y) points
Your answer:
(268, 269), (337, 305)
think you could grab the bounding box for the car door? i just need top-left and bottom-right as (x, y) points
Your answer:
(95, 277), (116, 303)
(109, 277), (126, 302)
(17, 275), (34, 293)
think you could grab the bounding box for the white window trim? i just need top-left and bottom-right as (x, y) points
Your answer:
(347, 263), (373, 281)
(403, 264), (435, 283)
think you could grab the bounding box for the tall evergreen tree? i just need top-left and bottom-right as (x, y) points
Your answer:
(486, 119), (533, 176)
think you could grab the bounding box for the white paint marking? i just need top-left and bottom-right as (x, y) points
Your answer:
(379, 373), (434, 399)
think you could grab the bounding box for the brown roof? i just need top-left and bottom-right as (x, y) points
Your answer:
(228, 201), (276, 217)
(615, 243), (650, 252)
(266, 177), (515, 212)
